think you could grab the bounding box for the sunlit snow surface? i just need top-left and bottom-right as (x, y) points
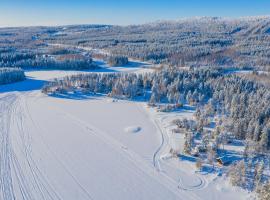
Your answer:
(0, 63), (252, 199)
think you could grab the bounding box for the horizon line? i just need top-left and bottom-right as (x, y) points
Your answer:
(0, 15), (269, 29)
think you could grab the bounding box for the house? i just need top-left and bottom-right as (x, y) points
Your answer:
(216, 156), (233, 166)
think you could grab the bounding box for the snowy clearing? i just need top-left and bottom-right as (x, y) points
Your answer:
(0, 70), (186, 200)
(0, 68), (252, 200)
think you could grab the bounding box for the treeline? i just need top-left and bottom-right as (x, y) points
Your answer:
(42, 67), (270, 151)
(107, 55), (128, 66)
(16, 55), (98, 70)
(42, 67), (221, 102)
(0, 51), (98, 70)
(0, 67), (25, 85)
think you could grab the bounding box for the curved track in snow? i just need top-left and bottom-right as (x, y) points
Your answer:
(0, 72), (200, 200)
(0, 67), (251, 200)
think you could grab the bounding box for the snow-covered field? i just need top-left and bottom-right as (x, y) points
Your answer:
(0, 62), (253, 199)
(0, 70), (182, 200)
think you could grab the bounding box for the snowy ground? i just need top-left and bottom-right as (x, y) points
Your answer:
(0, 70), (184, 200)
(144, 104), (252, 199)
(0, 60), (253, 199)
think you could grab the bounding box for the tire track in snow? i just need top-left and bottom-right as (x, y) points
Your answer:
(133, 102), (164, 170)
(153, 112), (208, 191)
(10, 96), (36, 200)
(0, 93), (64, 200)
(13, 95), (63, 200)
(136, 103), (205, 197)
(0, 91), (201, 200)
(0, 94), (17, 200)
(23, 94), (94, 200)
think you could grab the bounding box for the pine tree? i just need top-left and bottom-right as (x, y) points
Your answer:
(257, 181), (270, 200)
(202, 134), (210, 149)
(207, 148), (216, 170)
(260, 126), (269, 153)
(254, 161), (265, 189)
(229, 160), (246, 187)
(183, 133), (192, 154)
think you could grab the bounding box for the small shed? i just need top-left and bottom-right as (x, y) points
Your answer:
(216, 156), (233, 166)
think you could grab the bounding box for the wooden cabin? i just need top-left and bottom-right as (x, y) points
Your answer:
(216, 156), (232, 166)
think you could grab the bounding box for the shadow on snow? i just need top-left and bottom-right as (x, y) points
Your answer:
(48, 92), (104, 100)
(0, 77), (46, 93)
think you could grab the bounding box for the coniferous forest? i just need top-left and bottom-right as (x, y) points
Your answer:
(1, 16), (270, 199)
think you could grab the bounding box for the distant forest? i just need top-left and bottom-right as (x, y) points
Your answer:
(0, 68), (25, 85)
(0, 17), (270, 71)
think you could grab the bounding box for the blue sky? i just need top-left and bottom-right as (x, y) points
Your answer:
(1, 0), (270, 27)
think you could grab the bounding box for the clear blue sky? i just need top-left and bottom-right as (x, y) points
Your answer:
(1, 0), (270, 27)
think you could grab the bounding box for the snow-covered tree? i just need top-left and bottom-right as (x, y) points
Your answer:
(257, 181), (270, 200)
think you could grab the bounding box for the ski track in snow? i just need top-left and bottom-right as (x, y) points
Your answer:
(0, 65), (251, 199)
(0, 93), (64, 200)
(152, 108), (208, 192)
(0, 94), (17, 200)
(136, 103), (206, 195)
(0, 87), (202, 200)
(22, 94), (94, 200)
(0, 92), (164, 199)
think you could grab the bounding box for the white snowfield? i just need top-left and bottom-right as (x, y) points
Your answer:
(0, 65), (251, 199)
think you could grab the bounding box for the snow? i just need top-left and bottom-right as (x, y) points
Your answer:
(124, 126), (142, 133)
(9, 94), (179, 200)
(143, 103), (252, 200)
(169, 133), (185, 154)
(0, 70), (184, 200)
(0, 67), (253, 199)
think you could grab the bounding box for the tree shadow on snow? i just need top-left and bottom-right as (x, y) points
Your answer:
(179, 154), (197, 163)
(121, 60), (151, 68)
(229, 140), (244, 147)
(93, 59), (149, 70)
(200, 165), (216, 174)
(48, 92), (104, 100)
(217, 148), (242, 162)
(0, 77), (46, 93)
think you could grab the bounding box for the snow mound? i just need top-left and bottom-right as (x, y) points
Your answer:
(124, 126), (141, 133)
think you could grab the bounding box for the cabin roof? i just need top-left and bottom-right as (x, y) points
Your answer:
(216, 156), (233, 164)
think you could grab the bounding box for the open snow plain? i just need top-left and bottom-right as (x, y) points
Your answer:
(0, 62), (251, 200)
